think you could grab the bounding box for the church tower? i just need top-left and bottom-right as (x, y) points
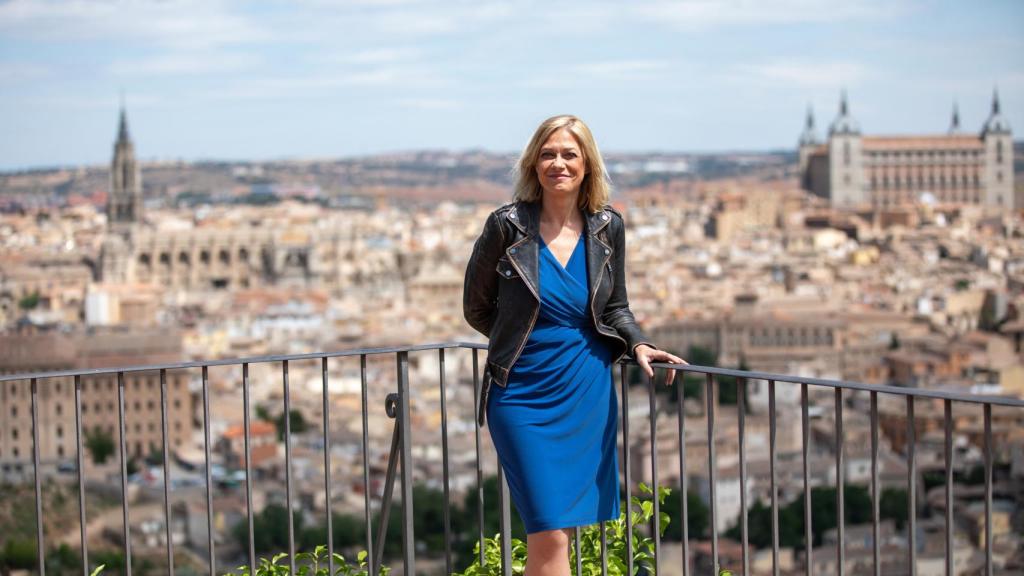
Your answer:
(107, 105), (143, 235)
(981, 89), (1014, 209)
(798, 105), (819, 190)
(827, 90), (865, 207)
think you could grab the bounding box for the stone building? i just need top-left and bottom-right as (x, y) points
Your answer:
(799, 91), (1015, 209)
(97, 108), (322, 291)
(0, 329), (192, 480)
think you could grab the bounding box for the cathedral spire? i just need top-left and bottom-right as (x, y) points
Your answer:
(799, 104), (818, 146)
(982, 86), (1011, 136)
(949, 101), (961, 134)
(829, 89), (860, 136)
(108, 102), (142, 234)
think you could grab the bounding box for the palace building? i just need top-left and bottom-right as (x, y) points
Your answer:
(799, 91), (1015, 210)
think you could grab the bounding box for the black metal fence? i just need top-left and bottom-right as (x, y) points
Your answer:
(2, 341), (1022, 575)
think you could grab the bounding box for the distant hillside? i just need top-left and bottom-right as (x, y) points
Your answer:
(0, 149), (798, 210)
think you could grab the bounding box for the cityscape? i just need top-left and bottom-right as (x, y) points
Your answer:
(2, 2), (1024, 575)
(1, 90), (1022, 575)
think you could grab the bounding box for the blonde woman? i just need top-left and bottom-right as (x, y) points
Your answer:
(464, 114), (685, 575)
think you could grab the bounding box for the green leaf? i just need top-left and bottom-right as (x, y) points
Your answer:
(89, 565), (106, 576)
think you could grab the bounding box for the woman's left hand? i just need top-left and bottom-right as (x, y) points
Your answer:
(633, 344), (688, 386)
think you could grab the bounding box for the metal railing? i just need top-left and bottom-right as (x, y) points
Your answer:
(2, 341), (1022, 575)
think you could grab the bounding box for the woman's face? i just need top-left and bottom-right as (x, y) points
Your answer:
(535, 128), (586, 199)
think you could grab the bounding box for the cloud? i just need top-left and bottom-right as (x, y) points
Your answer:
(632, 0), (914, 29)
(109, 52), (260, 76)
(0, 62), (50, 83)
(0, 0), (269, 50)
(732, 60), (870, 89)
(574, 60), (671, 80)
(396, 97), (461, 110)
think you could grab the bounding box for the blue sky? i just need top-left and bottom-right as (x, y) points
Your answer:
(0, 0), (1021, 170)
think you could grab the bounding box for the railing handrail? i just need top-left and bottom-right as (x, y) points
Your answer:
(4, 339), (1022, 408)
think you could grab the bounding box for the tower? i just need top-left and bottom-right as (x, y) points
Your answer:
(981, 89), (1014, 209)
(107, 105), (143, 236)
(798, 105), (818, 189)
(827, 90), (865, 207)
(948, 102), (961, 135)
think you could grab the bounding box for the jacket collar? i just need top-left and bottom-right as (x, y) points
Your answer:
(506, 200), (611, 236)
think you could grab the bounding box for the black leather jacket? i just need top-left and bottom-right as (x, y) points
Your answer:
(463, 200), (654, 425)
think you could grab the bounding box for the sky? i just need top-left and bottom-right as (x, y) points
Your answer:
(0, 0), (1022, 171)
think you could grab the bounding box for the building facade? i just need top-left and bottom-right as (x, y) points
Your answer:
(800, 91), (1015, 210)
(0, 330), (192, 479)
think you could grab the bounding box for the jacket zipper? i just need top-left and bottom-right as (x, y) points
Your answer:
(501, 243), (540, 387)
(591, 249), (628, 353)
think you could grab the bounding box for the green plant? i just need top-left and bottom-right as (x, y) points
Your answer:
(226, 546), (387, 576)
(454, 483), (693, 575)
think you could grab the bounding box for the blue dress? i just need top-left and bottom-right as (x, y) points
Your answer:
(487, 235), (620, 533)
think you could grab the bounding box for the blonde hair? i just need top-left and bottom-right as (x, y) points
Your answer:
(513, 114), (611, 213)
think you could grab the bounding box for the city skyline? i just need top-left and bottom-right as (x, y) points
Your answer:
(1, 0), (1022, 171)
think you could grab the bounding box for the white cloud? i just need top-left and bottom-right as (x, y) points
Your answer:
(574, 60), (671, 80)
(396, 97), (461, 110)
(109, 52), (259, 76)
(632, 0), (914, 29)
(0, 62), (50, 83)
(733, 60), (870, 89)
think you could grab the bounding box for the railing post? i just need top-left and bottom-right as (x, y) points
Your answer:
(74, 375), (89, 576)
(738, 377), (749, 576)
(438, 349), (453, 576)
(648, 372), (661, 574)
(907, 396), (917, 576)
(202, 366), (215, 576)
(678, 369), (690, 576)
(160, 369), (174, 575)
(870, 391), (880, 576)
(396, 351), (416, 576)
(117, 372), (133, 576)
(242, 363), (255, 575)
(621, 364), (633, 576)
(706, 373), (718, 571)
(835, 387), (844, 576)
(282, 360), (296, 575)
(321, 357), (334, 576)
(801, 383), (811, 576)
(472, 349), (485, 568)
(360, 354), (374, 570)
(31, 378), (45, 576)
(497, 463), (512, 576)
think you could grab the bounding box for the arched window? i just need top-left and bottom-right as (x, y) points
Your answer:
(843, 141), (851, 166)
(997, 140), (1003, 163)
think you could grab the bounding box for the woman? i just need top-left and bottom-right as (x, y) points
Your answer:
(463, 114), (686, 575)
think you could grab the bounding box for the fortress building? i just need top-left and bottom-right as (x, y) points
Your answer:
(799, 91), (1015, 210)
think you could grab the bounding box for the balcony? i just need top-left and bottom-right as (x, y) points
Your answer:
(1, 342), (1022, 575)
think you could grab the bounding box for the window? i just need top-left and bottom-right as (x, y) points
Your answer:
(57, 445), (64, 458)
(10, 406), (16, 417)
(56, 404), (62, 416)
(12, 428), (18, 440)
(997, 140), (1003, 163)
(843, 141), (851, 166)
(57, 425), (63, 438)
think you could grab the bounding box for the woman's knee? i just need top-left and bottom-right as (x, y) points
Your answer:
(527, 528), (570, 551)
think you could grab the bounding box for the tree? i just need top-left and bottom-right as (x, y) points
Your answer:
(879, 488), (908, 530)
(85, 428), (115, 465)
(233, 504), (304, 555)
(661, 486), (709, 541)
(18, 292), (40, 311)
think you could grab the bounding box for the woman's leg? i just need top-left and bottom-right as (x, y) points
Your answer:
(525, 528), (573, 576)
